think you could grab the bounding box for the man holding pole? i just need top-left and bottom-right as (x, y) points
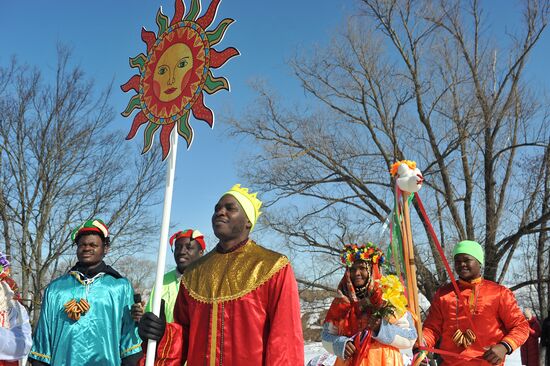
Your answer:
(139, 184), (304, 365)
(131, 229), (205, 324)
(419, 240), (529, 365)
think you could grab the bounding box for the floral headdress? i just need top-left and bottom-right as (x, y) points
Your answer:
(0, 252), (20, 301)
(0, 252), (10, 279)
(340, 243), (385, 268)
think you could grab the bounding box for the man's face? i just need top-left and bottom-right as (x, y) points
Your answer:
(173, 237), (203, 272)
(350, 261), (370, 288)
(212, 195), (251, 241)
(76, 233), (108, 268)
(454, 253), (481, 281)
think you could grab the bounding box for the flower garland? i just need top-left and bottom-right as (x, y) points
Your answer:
(340, 243), (385, 267)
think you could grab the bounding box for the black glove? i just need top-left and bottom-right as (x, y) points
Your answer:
(138, 299), (166, 342)
(30, 360), (50, 366)
(121, 352), (143, 366)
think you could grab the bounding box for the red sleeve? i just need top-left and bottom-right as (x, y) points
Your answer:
(499, 287), (530, 351)
(137, 323), (183, 366)
(422, 289), (444, 348)
(138, 282), (189, 366)
(173, 282), (190, 363)
(264, 264), (305, 365)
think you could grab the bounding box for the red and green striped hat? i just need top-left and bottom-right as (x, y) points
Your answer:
(71, 219), (109, 242)
(169, 229), (206, 250)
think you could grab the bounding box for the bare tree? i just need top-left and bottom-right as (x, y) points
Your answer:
(509, 143), (550, 319)
(0, 47), (164, 324)
(228, 0), (550, 302)
(115, 257), (156, 297)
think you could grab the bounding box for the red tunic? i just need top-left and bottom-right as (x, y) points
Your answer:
(422, 278), (529, 365)
(149, 241), (304, 366)
(520, 317), (541, 366)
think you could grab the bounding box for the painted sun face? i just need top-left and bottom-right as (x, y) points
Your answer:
(121, 0), (240, 160)
(153, 43), (194, 102)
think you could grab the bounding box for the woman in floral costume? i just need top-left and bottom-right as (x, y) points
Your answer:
(322, 243), (417, 366)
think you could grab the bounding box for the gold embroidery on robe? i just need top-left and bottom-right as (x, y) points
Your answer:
(182, 241), (289, 303)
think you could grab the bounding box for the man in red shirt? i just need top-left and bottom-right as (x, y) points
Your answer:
(138, 184), (304, 365)
(422, 240), (529, 365)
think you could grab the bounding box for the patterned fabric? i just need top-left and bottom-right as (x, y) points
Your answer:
(181, 240), (289, 303)
(0, 281), (32, 361)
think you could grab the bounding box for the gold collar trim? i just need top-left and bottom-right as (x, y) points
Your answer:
(182, 240), (289, 303)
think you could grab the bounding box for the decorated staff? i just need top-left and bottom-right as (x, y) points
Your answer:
(121, 0), (239, 364)
(389, 161), (424, 342)
(389, 160), (529, 365)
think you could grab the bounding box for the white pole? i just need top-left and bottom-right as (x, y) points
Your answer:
(145, 129), (178, 366)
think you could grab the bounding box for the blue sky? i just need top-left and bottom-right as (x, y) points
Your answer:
(0, 0), (355, 268)
(1, 1), (548, 272)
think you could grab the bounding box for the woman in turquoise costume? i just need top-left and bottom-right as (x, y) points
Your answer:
(29, 219), (142, 366)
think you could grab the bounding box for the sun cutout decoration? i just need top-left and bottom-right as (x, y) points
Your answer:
(121, 0), (239, 159)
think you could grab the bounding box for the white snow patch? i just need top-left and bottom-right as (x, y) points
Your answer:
(304, 342), (523, 366)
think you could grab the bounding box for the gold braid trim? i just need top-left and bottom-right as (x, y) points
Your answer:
(121, 343), (142, 357)
(30, 351), (51, 360)
(182, 240), (289, 303)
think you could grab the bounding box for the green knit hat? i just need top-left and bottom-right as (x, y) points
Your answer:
(453, 240), (484, 265)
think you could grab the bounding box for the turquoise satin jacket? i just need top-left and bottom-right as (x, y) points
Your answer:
(30, 272), (142, 365)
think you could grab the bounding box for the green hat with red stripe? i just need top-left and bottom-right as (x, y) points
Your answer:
(71, 219), (109, 242)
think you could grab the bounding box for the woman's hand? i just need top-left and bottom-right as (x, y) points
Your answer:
(367, 317), (382, 334)
(344, 340), (356, 359)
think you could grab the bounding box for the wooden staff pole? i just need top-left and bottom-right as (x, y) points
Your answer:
(402, 191), (423, 342)
(399, 198), (415, 313)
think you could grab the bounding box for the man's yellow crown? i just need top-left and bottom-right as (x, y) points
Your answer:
(230, 184), (262, 219)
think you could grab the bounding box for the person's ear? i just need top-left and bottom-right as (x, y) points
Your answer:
(104, 244), (110, 255)
(245, 220), (252, 230)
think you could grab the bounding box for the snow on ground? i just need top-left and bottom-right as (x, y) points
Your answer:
(304, 342), (523, 365)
